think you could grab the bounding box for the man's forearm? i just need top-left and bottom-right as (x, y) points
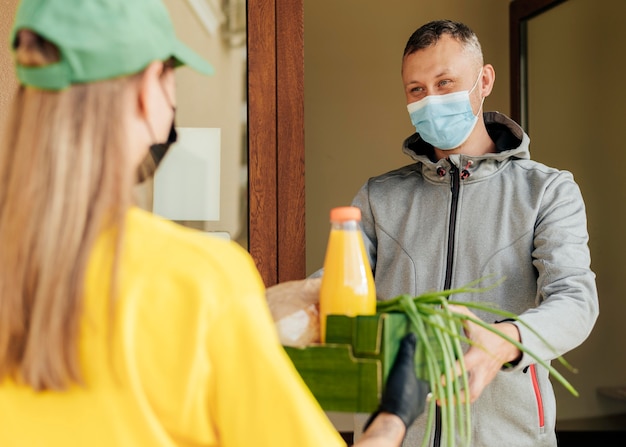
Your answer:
(354, 413), (406, 447)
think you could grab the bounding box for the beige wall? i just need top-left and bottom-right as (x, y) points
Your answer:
(158, 0), (248, 244)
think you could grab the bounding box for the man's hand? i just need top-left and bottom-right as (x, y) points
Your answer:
(449, 305), (521, 403)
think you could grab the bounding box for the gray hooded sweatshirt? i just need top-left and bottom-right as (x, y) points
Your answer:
(351, 111), (599, 446)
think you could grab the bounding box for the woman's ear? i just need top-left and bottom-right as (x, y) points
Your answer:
(136, 60), (166, 120)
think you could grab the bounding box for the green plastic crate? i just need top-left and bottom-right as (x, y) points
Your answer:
(283, 312), (409, 413)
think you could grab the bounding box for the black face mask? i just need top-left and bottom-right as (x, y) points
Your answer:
(136, 107), (177, 184)
(149, 119), (177, 165)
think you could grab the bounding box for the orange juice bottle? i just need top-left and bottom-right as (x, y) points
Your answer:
(319, 206), (376, 343)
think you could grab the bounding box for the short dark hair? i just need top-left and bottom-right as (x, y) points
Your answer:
(403, 19), (483, 64)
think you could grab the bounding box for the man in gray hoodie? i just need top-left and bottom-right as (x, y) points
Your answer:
(350, 19), (599, 446)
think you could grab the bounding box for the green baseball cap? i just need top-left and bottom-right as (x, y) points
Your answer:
(11, 0), (215, 90)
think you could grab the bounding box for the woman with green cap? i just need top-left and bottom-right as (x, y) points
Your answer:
(0, 1), (427, 446)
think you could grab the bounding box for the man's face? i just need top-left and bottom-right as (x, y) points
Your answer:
(401, 34), (481, 106)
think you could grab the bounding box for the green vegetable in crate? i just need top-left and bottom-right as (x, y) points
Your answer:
(376, 277), (578, 447)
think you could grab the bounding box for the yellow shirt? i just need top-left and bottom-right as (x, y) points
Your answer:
(0, 207), (345, 447)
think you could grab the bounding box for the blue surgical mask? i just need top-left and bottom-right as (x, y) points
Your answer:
(407, 69), (484, 150)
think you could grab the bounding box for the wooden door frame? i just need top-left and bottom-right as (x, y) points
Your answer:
(509, 0), (568, 126)
(248, 0), (305, 287)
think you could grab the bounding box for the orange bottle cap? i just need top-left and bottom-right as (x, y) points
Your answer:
(330, 206), (361, 222)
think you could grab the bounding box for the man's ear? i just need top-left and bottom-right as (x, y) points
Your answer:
(136, 60), (165, 120)
(481, 64), (496, 97)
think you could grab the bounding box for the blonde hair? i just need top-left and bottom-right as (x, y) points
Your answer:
(0, 30), (137, 390)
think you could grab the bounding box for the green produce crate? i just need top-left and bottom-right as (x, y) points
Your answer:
(283, 312), (409, 413)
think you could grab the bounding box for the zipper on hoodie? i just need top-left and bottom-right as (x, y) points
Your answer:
(434, 161), (461, 447)
(443, 162), (460, 290)
(434, 159), (544, 444)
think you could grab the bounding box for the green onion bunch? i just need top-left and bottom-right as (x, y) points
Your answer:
(375, 277), (577, 447)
